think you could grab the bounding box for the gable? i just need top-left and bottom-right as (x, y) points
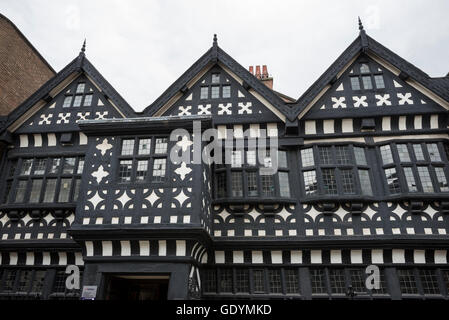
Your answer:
(303, 54), (447, 120)
(161, 65), (282, 122)
(14, 74), (124, 134)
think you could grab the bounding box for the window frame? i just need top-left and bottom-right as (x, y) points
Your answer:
(379, 141), (449, 196)
(299, 144), (373, 199)
(117, 136), (169, 184)
(213, 148), (292, 200)
(3, 156), (84, 204)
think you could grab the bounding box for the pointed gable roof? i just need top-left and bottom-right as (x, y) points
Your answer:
(3, 50), (135, 132)
(291, 28), (449, 121)
(142, 36), (290, 119)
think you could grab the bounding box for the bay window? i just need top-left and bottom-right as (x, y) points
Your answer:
(299, 144), (373, 197)
(379, 141), (449, 195)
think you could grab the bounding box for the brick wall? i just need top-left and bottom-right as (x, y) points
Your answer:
(0, 14), (55, 116)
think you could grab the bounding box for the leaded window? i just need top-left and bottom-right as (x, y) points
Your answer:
(374, 75), (385, 89)
(222, 85), (231, 98)
(380, 142), (449, 195)
(235, 269), (249, 293)
(350, 77), (361, 90)
(269, 269), (282, 294)
(211, 73), (220, 84)
(253, 269), (265, 293)
(202, 269), (217, 293)
(211, 86), (220, 99)
(349, 62), (384, 92)
(329, 269), (346, 294)
(310, 269), (327, 294)
(4, 157), (84, 204)
(215, 149), (291, 199)
(200, 87), (208, 99)
(62, 82), (94, 108)
(300, 145), (373, 197)
(117, 137), (168, 183)
(397, 269), (418, 295)
(0, 269), (48, 297)
(285, 269), (300, 294)
(419, 269), (440, 295)
(219, 269), (233, 293)
(349, 269), (367, 294)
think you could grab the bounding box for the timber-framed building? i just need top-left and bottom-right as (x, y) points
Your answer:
(1, 21), (449, 300)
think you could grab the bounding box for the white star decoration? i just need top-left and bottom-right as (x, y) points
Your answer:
(176, 136), (193, 152)
(175, 162), (192, 180)
(96, 138), (113, 156)
(92, 165), (109, 184)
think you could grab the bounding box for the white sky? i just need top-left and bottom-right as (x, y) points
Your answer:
(1, 0), (449, 111)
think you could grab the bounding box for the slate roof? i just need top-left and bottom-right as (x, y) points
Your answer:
(3, 50), (136, 133)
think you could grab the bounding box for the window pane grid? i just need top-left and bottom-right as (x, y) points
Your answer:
(413, 144), (425, 161)
(419, 270), (440, 295)
(350, 77), (360, 90)
(253, 270), (265, 293)
(121, 139), (135, 155)
(231, 172), (243, 197)
(358, 169), (373, 196)
(329, 269), (346, 294)
(435, 167), (449, 192)
(397, 144), (411, 162)
(335, 146), (351, 165)
(261, 174), (275, 196)
(155, 138), (168, 154)
(203, 270), (217, 293)
(350, 269), (366, 293)
(219, 269), (233, 293)
(319, 147), (332, 165)
(152, 159), (166, 182)
(427, 143), (441, 162)
(247, 171), (258, 196)
(235, 269), (249, 293)
(398, 269), (418, 294)
(301, 148), (314, 167)
(380, 145), (393, 164)
(285, 269), (299, 294)
(362, 76), (373, 89)
(341, 169), (356, 194)
(385, 167), (400, 194)
(322, 169), (337, 195)
(417, 166), (434, 192)
(374, 75), (385, 89)
(268, 270), (282, 294)
(278, 172), (290, 198)
(310, 269), (327, 294)
(303, 170), (318, 195)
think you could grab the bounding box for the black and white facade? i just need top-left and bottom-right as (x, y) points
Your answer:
(1, 25), (449, 300)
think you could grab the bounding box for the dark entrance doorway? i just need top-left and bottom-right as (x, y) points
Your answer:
(105, 275), (169, 300)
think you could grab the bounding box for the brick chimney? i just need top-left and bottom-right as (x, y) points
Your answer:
(248, 65), (273, 89)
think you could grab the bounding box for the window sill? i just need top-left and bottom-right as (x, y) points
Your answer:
(0, 203), (76, 211)
(212, 197), (297, 206)
(385, 193), (449, 202)
(301, 195), (375, 204)
(0, 203), (76, 221)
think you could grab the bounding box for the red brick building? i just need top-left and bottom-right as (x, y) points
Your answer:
(0, 13), (55, 116)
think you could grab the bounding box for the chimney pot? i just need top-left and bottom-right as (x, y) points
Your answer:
(255, 66), (261, 78)
(262, 65), (268, 78)
(249, 66), (254, 75)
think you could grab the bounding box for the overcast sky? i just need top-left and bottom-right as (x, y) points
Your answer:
(1, 0), (448, 111)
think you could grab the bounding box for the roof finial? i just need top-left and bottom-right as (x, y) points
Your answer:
(358, 16), (364, 31)
(81, 38), (86, 54)
(213, 34), (217, 46)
